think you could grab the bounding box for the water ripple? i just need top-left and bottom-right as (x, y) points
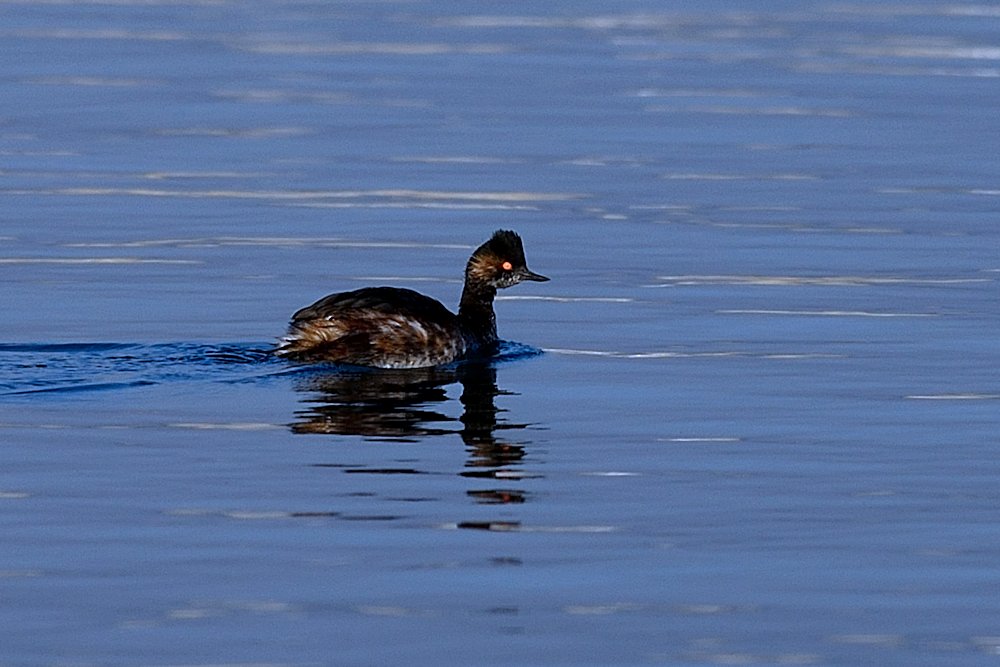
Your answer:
(653, 275), (990, 287)
(718, 309), (936, 318)
(0, 340), (540, 396)
(0, 342), (278, 396)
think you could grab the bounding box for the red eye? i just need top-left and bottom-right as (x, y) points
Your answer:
(501, 261), (513, 271)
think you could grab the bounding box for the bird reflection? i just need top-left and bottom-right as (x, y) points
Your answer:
(289, 361), (530, 502)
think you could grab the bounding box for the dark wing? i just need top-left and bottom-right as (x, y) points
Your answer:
(280, 287), (465, 367)
(291, 286), (455, 323)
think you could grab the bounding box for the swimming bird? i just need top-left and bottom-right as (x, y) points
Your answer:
(276, 230), (548, 368)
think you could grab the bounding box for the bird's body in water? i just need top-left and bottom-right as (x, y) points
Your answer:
(276, 230), (548, 369)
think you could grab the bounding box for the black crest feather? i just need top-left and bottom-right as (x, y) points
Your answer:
(474, 229), (526, 263)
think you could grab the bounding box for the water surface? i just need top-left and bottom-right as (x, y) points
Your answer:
(3, 1), (1000, 665)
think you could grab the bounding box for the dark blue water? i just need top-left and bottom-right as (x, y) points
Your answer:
(3, 1), (1000, 665)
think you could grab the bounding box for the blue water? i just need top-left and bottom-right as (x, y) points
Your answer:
(3, 1), (1000, 665)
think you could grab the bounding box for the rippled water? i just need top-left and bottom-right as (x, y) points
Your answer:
(3, 1), (1000, 665)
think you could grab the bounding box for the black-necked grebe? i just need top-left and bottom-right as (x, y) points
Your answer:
(276, 230), (548, 368)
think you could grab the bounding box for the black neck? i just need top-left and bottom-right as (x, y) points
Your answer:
(458, 282), (497, 348)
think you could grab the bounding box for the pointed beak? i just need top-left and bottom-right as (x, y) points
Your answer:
(520, 268), (549, 282)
